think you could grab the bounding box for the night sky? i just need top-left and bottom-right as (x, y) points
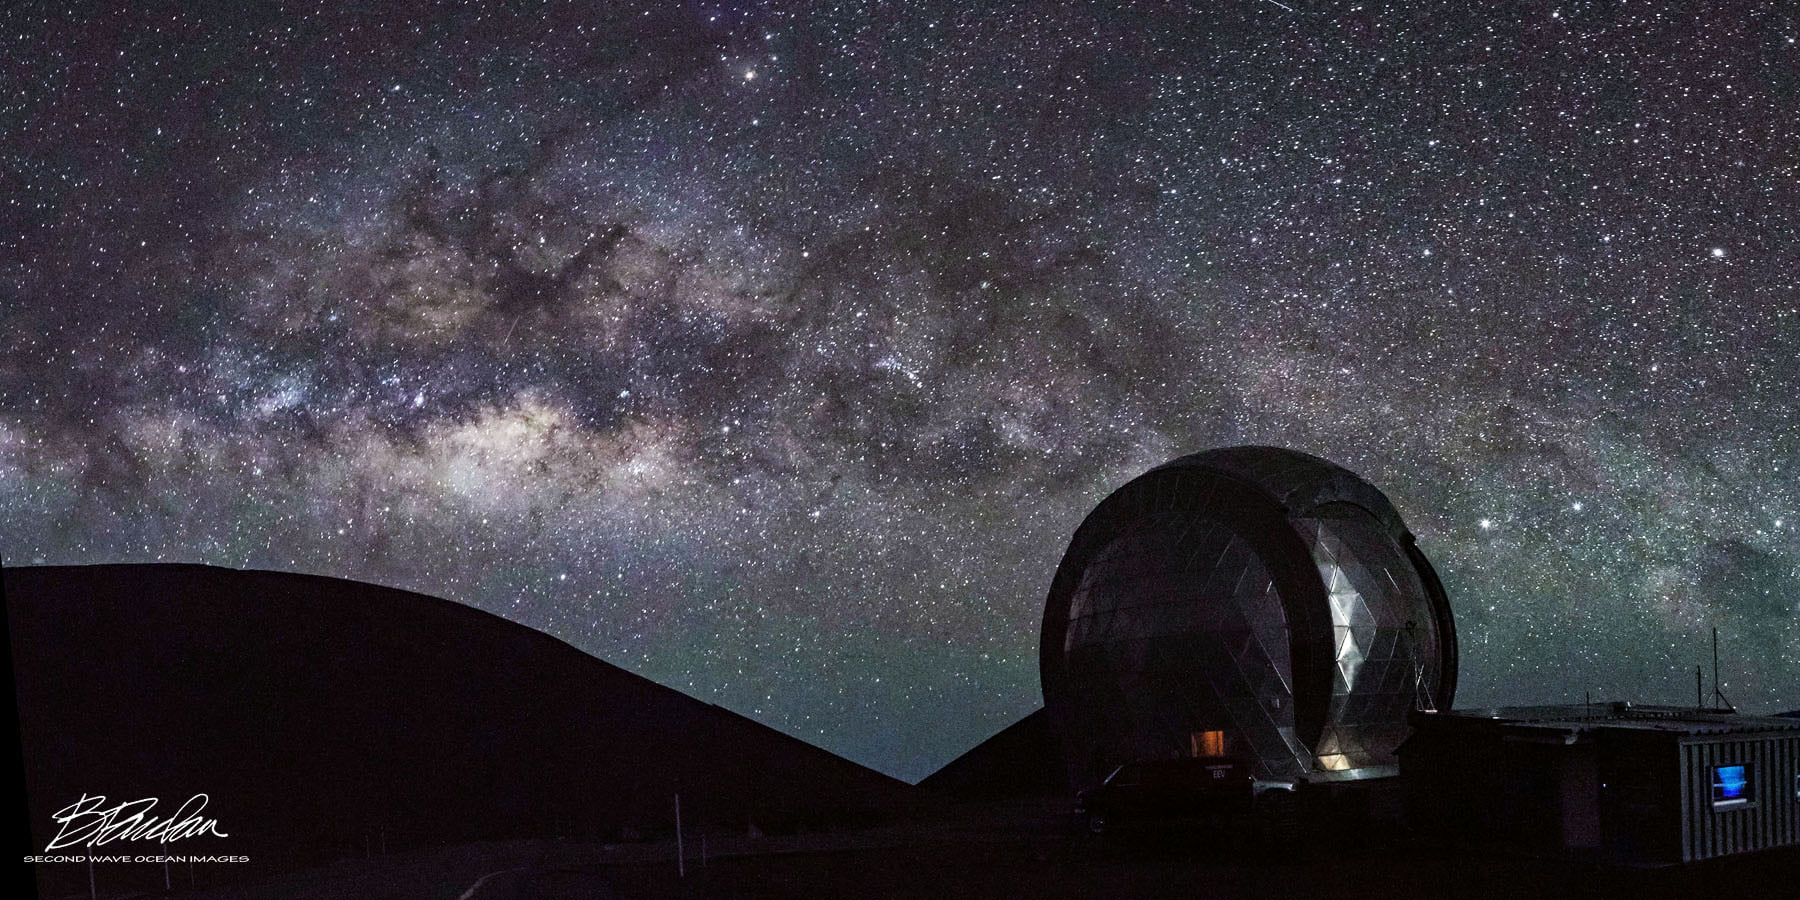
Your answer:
(3, 1), (1797, 781)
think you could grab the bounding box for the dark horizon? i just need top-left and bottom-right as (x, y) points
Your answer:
(12, 560), (1800, 898)
(11, 558), (1796, 790)
(6, 562), (911, 889)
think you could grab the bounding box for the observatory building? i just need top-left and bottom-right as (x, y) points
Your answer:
(1040, 446), (1457, 789)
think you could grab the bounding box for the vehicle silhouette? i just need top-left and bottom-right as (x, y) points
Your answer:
(1074, 757), (1298, 844)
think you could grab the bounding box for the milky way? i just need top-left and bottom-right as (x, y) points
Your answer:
(3, 2), (1796, 780)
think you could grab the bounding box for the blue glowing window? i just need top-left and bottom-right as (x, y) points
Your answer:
(1712, 764), (1750, 808)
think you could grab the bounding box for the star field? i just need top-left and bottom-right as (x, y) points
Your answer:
(2, 1), (1796, 781)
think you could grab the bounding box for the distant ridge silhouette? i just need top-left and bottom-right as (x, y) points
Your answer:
(918, 708), (1064, 800)
(7, 564), (908, 892)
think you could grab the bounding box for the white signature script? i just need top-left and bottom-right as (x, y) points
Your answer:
(46, 794), (229, 850)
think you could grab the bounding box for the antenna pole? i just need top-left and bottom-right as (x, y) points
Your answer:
(1711, 626), (1736, 712)
(1696, 665), (1703, 709)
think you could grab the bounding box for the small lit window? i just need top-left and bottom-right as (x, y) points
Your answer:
(1190, 730), (1225, 757)
(1712, 764), (1751, 809)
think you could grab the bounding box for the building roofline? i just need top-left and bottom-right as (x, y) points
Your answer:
(1414, 702), (1800, 737)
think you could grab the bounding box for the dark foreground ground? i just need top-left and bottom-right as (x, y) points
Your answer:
(54, 797), (1797, 900)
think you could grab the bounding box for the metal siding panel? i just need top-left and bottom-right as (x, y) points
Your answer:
(1748, 737), (1757, 851)
(1746, 739), (1757, 853)
(1696, 741), (1709, 861)
(1762, 738), (1772, 850)
(1774, 737), (1783, 848)
(1772, 736), (1790, 849)
(1789, 737), (1799, 846)
(1699, 741), (1711, 860)
(1779, 736), (1789, 847)
(1680, 741), (1695, 863)
(1696, 741), (1710, 861)
(1691, 741), (1706, 862)
(1748, 737), (1757, 850)
(1721, 740), (1732, 858)
(1698, 741), (1709, 861)
(1684, 738), (1699, 864)
(1735, 739), (1747, 855)
(1784, 737), (1792, 845)
(1776, 737), (1785, 847)
(1786, 736), (1796, 846)
(1731, 740), (1742, 856)
(1688, 741), (1699, 862)
(1781, 737), (1789, 846)
(1723, 741), (1733, 857)
(1709, 740), (1721, 860)
(1695, 741), (1708, 862)
(1706, 741), (1718, 859)
(1711, 740), (1724, 860)
(1739, 739), (1749, 855)
(1739, 740), (1750, 854)
(1752, 739), (1763, 851)
(1778, 734), (1792, 846)
(1718, 742), (1729, 859)
(1758, 738), (1771, 851)
(1716, 741), (1727, 856)
(1775, 736), (1786, 846)
(1717, 741), (1727, 860)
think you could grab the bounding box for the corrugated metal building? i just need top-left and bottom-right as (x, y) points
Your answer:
(1400, 703), (1800, 866)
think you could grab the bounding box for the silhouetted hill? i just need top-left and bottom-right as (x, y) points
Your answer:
(7, 563), (909, 893)
(917, 708), (1065, 800)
